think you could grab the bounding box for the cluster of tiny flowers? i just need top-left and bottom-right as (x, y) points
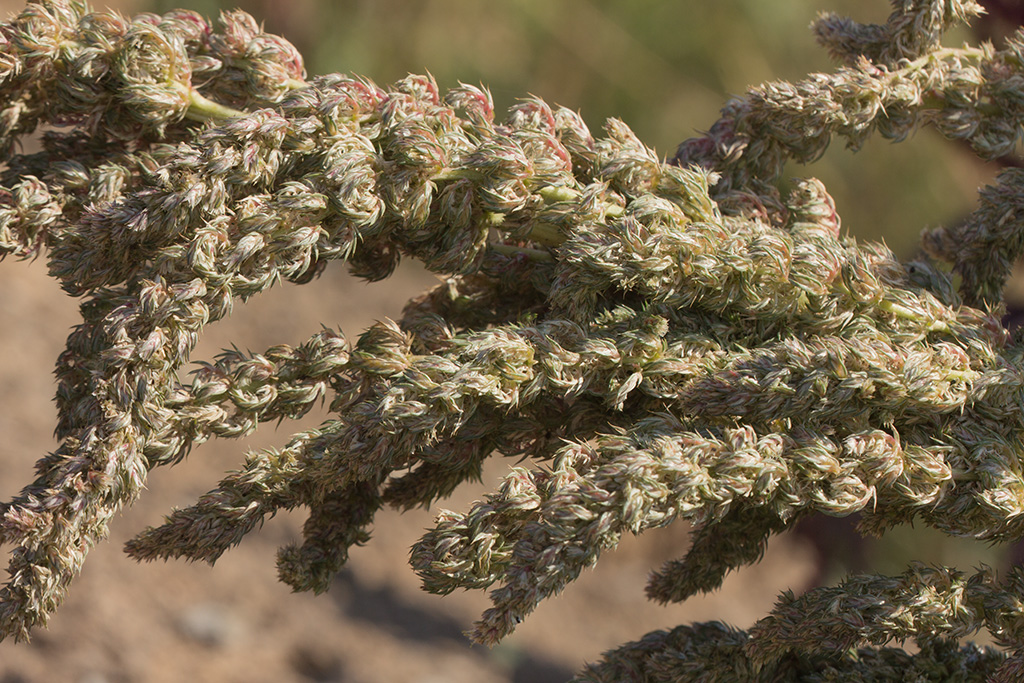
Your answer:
(3, 0), (1024, 679)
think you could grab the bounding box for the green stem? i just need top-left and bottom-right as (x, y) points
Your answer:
(877, 298), (951, 332)
(182, 77), (308, 123)
(538, 184), (626, 219)
(538, 185), (578, 204)
(433, 168), (487, 183)
(480, 212), (563, 248)
(526, 221), (565, 247)
(184, 87), (246, 122)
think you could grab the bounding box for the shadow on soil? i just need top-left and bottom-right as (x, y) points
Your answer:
(331, 570), (577, 683)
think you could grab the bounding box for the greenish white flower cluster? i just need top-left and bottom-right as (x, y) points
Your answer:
(2, 0), (1024, 679)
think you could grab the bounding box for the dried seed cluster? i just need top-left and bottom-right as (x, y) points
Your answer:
(1, 0), (1024, 679)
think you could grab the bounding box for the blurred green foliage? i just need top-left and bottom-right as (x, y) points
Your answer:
(149, 0), (990, 257)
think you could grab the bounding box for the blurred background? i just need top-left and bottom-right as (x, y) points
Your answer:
(0, 0), (1015, 681)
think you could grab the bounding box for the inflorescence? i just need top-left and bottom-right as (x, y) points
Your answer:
(2, 0), (1024, 679)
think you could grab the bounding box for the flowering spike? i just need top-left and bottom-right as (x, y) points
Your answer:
(2, 0), (1024, 678)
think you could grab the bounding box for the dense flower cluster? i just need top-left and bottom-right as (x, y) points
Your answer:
(3, 0), (1024, 679)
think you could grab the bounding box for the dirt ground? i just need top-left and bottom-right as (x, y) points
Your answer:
(0, 2), (819, 681)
